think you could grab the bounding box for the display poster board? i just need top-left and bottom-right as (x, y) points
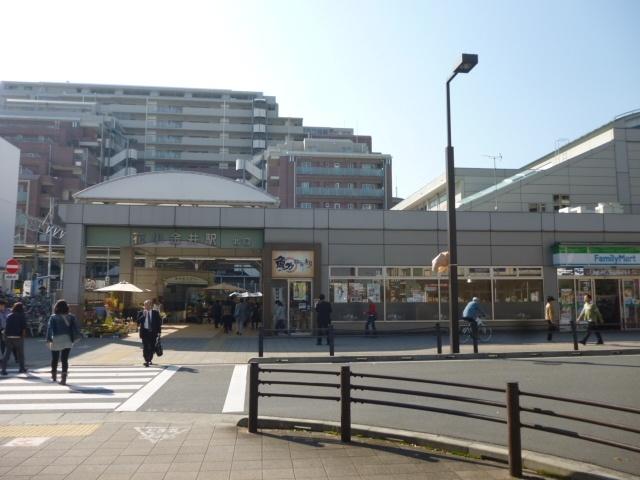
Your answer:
(272, 251), (314, 278)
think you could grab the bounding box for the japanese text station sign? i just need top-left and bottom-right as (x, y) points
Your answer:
(272, 250), (314, 278)
(86, 227), (263, 249)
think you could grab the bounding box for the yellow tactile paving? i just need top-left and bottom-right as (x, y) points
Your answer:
(0, 424), (100, 437)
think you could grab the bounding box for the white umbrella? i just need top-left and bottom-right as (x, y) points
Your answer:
(230, 291), (262, 298)
(94, 281), (144, 293)
(205, 283), (247, 292)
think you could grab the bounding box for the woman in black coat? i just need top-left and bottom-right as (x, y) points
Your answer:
(1, 302), (27, 375)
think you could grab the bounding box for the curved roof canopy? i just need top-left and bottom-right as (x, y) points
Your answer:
(73, 171), (279, 207)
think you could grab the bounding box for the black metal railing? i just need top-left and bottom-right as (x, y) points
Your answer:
(248, 362), (640, 478)
(257, 323), (446, 357)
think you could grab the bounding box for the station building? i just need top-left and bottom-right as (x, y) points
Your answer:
(58, 170), (640, 332)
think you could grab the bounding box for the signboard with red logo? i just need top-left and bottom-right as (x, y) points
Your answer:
(5, 258), (19, 280)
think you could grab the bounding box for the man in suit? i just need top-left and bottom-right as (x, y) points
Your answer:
(315, 293), (332, 345)
(137, 299), (162, 367)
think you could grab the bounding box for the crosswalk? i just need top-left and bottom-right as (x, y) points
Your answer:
(0, 366), (178, 412)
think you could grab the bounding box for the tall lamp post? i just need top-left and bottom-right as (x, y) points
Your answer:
(446, 53), (478, 353)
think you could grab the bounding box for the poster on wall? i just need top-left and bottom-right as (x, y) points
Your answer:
(559, 288), (574, 327)
(292, 281), (308, 301)
(333, 283), (348, 303)
(367, 283), (381, 303)
(349, 283), (365, 302)
(272, 251), (314, 278)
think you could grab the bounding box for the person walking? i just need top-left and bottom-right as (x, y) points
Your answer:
(234, 298), (249, 335)
(1, 302), (27, 375)
(315, 294), (332, 345)
(0, 299), (7, 357)
(364, 298), (377, 335)
(577, 294), (604, 345)
(212, 300), (222, 328)
(545, 296), (556, 341)
(137, 299), (162, 367)
(462, 297), (487, 333)
(273, 300), (286, 334)
(46, 300), (80, 384)
(222, 298), (235, 333)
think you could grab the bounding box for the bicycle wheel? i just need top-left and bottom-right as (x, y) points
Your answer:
(478, 325), (492, 342)
(459, 324), (471, 343)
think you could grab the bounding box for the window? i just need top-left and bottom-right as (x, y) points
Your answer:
(334, 182), (340, 188)
(362, 203), (374, 210)
(528, 203), (546, 213)
(301, 181), (310, 188)
(553, 194), (570, 211)
(347, 203), (354, 209)
(324, 202), (331, 208)
(299, 202), (312, 209)
(334, 203), (341, 209)
(494, 279), (543, 320)
(362, 183), (375, 190)
(334, 162), (341, 168)
(218, 162), (229, 170)
(347, 183), (354, 189)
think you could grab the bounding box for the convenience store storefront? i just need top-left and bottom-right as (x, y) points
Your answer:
(554, 245), (640, 330)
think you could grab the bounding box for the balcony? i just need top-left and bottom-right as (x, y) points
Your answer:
(297, 166), (384, 177)
(17, 191), (28, 203)
(296, 187), (385, 198)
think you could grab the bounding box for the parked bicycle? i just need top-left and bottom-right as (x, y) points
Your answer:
(459, 318), (492, 343)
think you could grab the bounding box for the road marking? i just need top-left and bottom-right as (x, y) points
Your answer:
(4, 437), (49, 447)
(0, 385), (142, 391)
(0, 403), (121, 411)
(134, 426), (189, 444)
(116, 365), (180, 411)
(0, 393), (132, 400)
(222, 364), (248, 413)
(0, 366), (167, 411)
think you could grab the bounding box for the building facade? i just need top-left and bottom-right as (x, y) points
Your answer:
(394, 111), (640, 214)
(53, 173), (640, 332)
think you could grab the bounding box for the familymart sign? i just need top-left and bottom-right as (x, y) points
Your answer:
(553, 245), (640, 266)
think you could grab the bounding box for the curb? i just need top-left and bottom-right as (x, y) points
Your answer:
(249, 348), (640, 364)
(237, 416), (638, 480)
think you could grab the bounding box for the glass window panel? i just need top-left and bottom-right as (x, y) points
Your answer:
(386, 267), (411, 277)
(330, 267), (356, 277)
(458, 280), (492, 318)
(468, 267), (491, 277)
(358, 267), (382, 277)
(493, 267), (517, 276)
(385, 279), (442, 320)
(518, 267), (542, 277)
(331, 280), (382, 321)
(494, 279), (544, 320)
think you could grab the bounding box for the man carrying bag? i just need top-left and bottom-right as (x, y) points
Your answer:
(137, 299), (162, 367)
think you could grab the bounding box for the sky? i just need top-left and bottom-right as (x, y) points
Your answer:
(1, 0), (639, 198)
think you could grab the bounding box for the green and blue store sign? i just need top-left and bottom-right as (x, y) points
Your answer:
(86, 226), (263, 249)
(553, 244), (640, 266)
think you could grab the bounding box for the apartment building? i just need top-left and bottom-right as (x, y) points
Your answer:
(394, 110), (640, 214)
(263, 137), (392, 209)
(0, 81), (306, 180)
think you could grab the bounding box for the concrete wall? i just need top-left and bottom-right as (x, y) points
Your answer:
(0, 138), (19, 267)
(58, 204), (640, 318)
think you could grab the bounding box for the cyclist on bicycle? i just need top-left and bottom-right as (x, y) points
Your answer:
(462, 297), (487, 329)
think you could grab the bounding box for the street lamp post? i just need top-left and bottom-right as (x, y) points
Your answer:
(446, 53), (478, 354)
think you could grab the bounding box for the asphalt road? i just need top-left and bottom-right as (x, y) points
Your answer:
(143, 354), (640, 475)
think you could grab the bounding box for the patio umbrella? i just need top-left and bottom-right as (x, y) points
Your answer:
(204, 282), (246, 292)
(94, 281), (144, 293)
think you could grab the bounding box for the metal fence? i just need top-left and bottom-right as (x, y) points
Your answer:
(248, 362), (640, 478)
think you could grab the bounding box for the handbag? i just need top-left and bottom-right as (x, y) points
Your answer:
(154, 337), (163, 357)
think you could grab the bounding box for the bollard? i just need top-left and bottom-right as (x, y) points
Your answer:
(329, 325), (335, 357)
(340, 365), (351, 442)
(258, 326), (264, 358)
(436, 323), (442, 354)
(571, 320), (578, 351)
(248, 362), (259, 433)
(506, 382), (523, 478)
(471, 321), (479, 354)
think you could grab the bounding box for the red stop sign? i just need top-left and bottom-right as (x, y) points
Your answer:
(5, 258), (19, 275)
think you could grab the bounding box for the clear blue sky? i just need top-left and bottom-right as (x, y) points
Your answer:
(2, 0), (639, 198)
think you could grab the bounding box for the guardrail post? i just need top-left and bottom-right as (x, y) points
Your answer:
(436, 323), (442, 354)
(506, 382), (523, 478)
(248, 362), (259, 433)
(340, 365), (351, 442)
(570, 320), (578, 351)
(329, 325), (335, 357)
(471, 321), (479, 354)
(258, 326), (264, 358)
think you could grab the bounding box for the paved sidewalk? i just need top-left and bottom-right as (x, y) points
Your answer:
(0, 412), (550, 480)
(16, 324), (640, 368)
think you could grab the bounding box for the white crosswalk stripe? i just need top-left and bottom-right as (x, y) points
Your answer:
(0, 366), (171, 412)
